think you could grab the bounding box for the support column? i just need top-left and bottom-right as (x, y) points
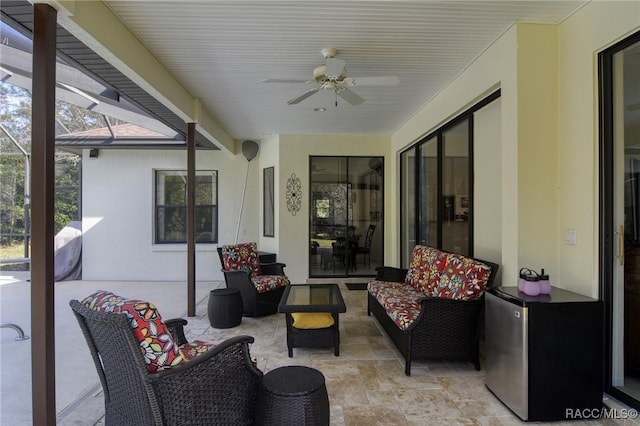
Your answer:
(187, 123), (196, 316)
(31, 4), (57, 425)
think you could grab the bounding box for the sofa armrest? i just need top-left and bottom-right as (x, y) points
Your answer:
(418, 295), (484, 306)
(260, 262), (286, 275)
(416, 296), (485, 331)
(375, 266), (408, 283)
(221, 269), (251, 279)
(149, 335), (263, 424)
(151, 335), (262, 379)
(164, 318), (188, 346)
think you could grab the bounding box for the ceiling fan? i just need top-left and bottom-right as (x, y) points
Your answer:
(262, 48), (399, 106)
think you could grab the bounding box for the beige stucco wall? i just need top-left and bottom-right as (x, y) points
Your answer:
(258, 134), (280, 254)
(556, 1), (640, 296)
(474, 98), (502, 279)
(392, 1), (640, 295)
(276, 134), (391, 282)
(515, 23), (559, 288)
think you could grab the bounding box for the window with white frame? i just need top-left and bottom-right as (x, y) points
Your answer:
(154, 170), (218, 244)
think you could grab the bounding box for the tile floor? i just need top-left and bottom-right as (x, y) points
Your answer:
(58, 283), (639, 426)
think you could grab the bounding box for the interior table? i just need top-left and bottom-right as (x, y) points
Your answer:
(278, 284), (346, 357)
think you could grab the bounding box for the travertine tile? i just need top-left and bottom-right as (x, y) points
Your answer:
(394, 387), (463, 419)
(406, 416), (505, 426)
(61, 282), (634, 426)
(342, 405), (409, 426)
(326, 379), (370, 406)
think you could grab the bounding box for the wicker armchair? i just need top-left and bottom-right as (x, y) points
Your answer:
(217, 243), (289, 317)
(70, 291), (262, 426)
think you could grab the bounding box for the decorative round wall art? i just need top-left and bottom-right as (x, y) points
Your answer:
(286, 173), (302, 215)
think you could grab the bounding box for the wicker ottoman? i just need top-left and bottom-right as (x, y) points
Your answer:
(255, 366), (329, 426)
(207, 288), (243, 328)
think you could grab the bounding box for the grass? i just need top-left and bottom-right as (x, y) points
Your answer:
(0, 242), (30, 271)
(1, 242), (29, 259)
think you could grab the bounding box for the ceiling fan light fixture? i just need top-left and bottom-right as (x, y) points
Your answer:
(321, 47), (338, 59)
(263, 47), (398, 107)
(323, 81), (337, 91)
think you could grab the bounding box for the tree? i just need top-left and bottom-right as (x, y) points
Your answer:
(1, 83), (31, 247)
(0, 81), (92, 253)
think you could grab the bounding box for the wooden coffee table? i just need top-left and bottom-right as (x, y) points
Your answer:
(278, 283), (346, 357)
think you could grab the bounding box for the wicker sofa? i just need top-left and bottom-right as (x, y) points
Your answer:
(367, 245), (499, 375)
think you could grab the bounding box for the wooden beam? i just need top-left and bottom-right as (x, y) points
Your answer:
(187, 122), (196, 316)
(30, 3), (57, 425)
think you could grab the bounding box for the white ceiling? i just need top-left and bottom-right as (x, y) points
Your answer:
(105, 1), (587, 143)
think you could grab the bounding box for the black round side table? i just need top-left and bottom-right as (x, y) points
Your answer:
(255, 365), (329, 426)
(207, 288), (243, 328)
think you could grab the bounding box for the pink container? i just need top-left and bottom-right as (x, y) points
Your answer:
(519, 268), (539, 294)
(522, 277), (541, 296)
(519, 267), (552, 296)
(518, 278), (527, 292)
(538, 269), (552, 294)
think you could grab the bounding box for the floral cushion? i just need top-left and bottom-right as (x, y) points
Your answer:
(405, 245), (444, 294)
(252, 274), (290, 293)
(179, 340), (215, 361)
(81, 290), (185, 372)
(222, 242), (262, 277)
(430, 253), (492, 300)
(368, 280), (425, 331)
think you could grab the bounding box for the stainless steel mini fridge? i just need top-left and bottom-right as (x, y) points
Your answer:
(485, 287), (603, 422)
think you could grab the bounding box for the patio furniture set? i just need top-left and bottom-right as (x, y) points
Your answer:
(70, 241), (497, 424)
(71, 288), (330, 426)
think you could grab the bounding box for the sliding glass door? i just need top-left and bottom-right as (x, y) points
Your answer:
(600, 30), (640, 410)
(419, 137), (439, 248)
(442, 120), (470, 254)
(309, 156), (383, 277)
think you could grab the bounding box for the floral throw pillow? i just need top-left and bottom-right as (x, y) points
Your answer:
(432, 253), (492, 300)
(404, 245), (443, 293)
(81, 290), (186, 372)
(221, 242), (262, 277)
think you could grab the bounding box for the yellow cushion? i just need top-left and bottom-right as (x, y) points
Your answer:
(291, 312), (335, 329)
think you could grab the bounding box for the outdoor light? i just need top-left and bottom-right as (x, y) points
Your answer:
(89, 149), (99, 158)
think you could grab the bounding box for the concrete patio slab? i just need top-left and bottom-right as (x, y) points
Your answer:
(0, 270), (222, 426)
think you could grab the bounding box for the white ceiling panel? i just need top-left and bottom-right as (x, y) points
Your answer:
(105, 0), (587, 141)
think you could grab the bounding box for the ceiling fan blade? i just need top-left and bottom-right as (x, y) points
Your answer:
(263, 78), (311, 84)
(325, 58), (346, 78)
(287, 87), (320, 105)
(351, 76), (400, 86)
(338, 87), (364, 106)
